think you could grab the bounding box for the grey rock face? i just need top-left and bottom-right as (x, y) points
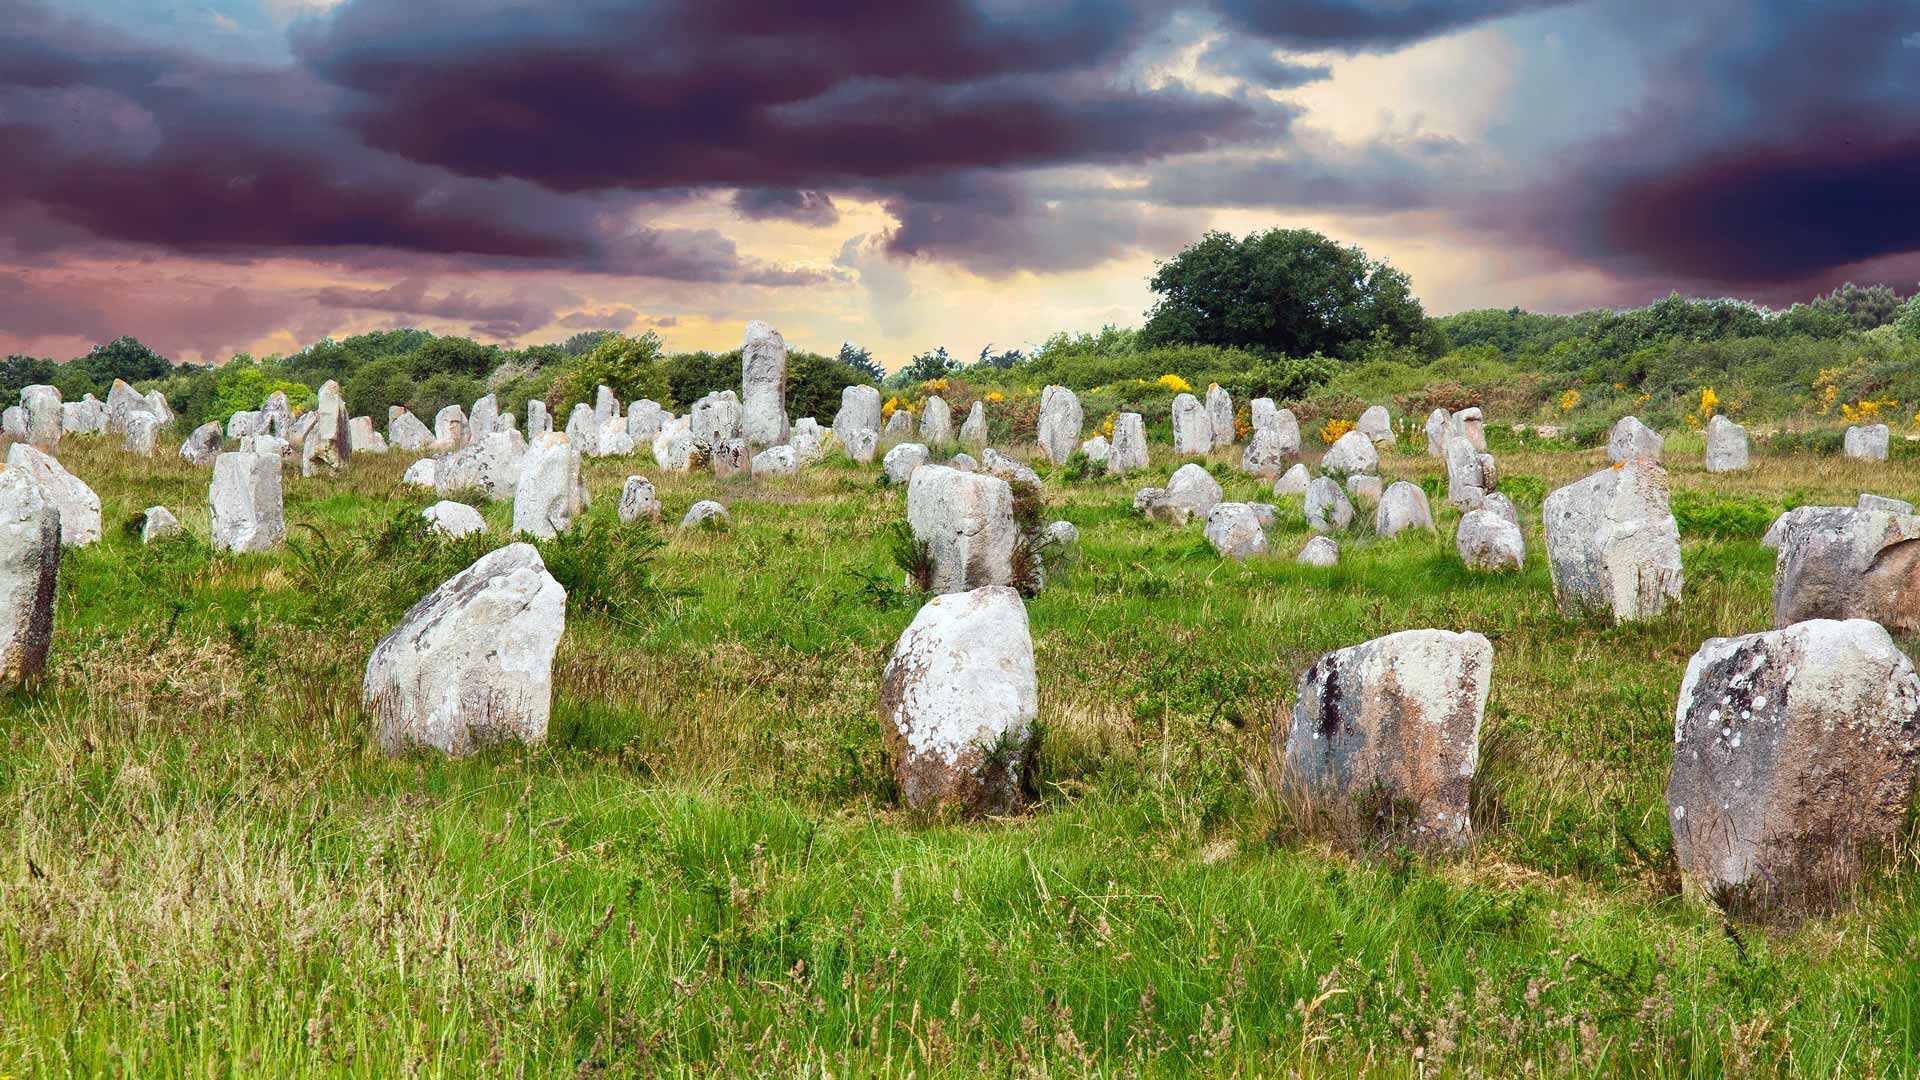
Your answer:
(959, 401), (987, 446)
(208, 451), (284, 553)
(123, 414), (162, 456)
(388, 409), (433, 451)
(21, 385), (61, 449)
(564, 403), (600, 456)
(1036, 385), (1083, 465)
(1273, 463), (1310, 496)
(1542, 461), (1683, 622)
(1770, 506), (1920, 632)
(1444, 434), (1497, 509)
(691, 390), (743, 449)
(1356, 404), (1394, 447)
(1447, 407), (1486, 453)
(1150, 463), (1223, 525)
(881, 586), (1037, 814)
(1296, 535), (1338, 567)
(262, 391), (292, 439)
(1761, 505), (1852, 550)
(983, 448), (1043, 490)
(680, 500), (730, 529)
(1859, 493), (1916, 515)
(512, 438), (587, 539)
(1667, 618), (1920, 914)
(834, 385), (883, 463)
(1319, 430), (1379, 477)
(751, 444), (798, 477)
(105, 379), (147, 435)
(301, 406), (349, 478)
(948, 453), (977, 472)
(1241, 428), (1294, 479)
(884, 408), (914, 439)
(791, 418), (828, 465)
(1607, 415), (1664, 463)
(1205, 385), (1235, 448)
(2, 406), (24, 439)
(433, 405), (467, 450)
(1281, 629), (1492, 847)
(1457, 509), (1525, 571)
(436, 431), (527, 501)
(423, 500), (487, 538)
(1705, 414), (1749, 473)
(5, 444), (98, 547)
(1425, 408), (1452, 457)
(1107, 412), (1149, 475)
(468, 394), (500, 444)
(625, 400), (662, 443)
(347, 416), (388, 455)
(1374, 481), (1436, 538)
(140, 505), (180, 544)
(1205, 502), (1270, 559)
(145, 391), (174, 429)
(919, 395), (954, 445)
(617, 476), (660, 523)
(0, 470), (58, 684)
(1481, 491), (1520, 528)
(883, 443), (930, 485)
(1079, 435), (1109, 465)
(180, 421), (224, 466)
(1304, 476), (1354, 533)
(1845, 423), (1890, 462)
(403, 458), (436, 489)
(364, 543), (566, 757)
(1250, 397), (1279, 434)
(592, 385), (618, 432)
(741, 321), (791, 450)
(1171, 393), (1211, 456)
(62, 397), (105, 436)
(907, 465), (1017, 592)
(1041, 520), (1079, 550)
(652, 415), (694, 471)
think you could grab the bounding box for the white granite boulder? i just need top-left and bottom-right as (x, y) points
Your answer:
(1137, 463), (1223, 526)
(1607, 415), (1664, 463)
(618, 476), (660, 524)
(741, 321), (790, 450)
(1704, 414), (1749, 473)
(919, 395), (954, 446)
(21, 386), (61, 449)
(626, 399), (663, 443)
(1241, 428), (1294, 479)
(0, 469), (58, 683)
(1424, 408), (1451, 457)
(389, 409), (433, 451)
(436, 431), (526, 501)
(1457, 510), (1525, 572)
(423, 500), (488, 538)
(1205, 385), (1235, 448)
(403, 458), (437, 489)
(680, 500), (730, 529)
(180, 421), (224, 466)
(140, 505), (181, 544)
(1304, 476), (1354, 533)
(834, 385), (883, 463)
(1319, 430), (1378, 477)
(1447, 407), (1486, 453)
(1356, 404), (1394, 447)
(1036, 385), (1083, 465)
(6, 444), (98, 546)
(1444, 434), (1498, 509)
(1171, 393), (1211, 456)
(751, 444), (798, 477)
(1296, 535), (1338, 567)
(1845, 423), (1890, 462)
(1273, 463), (1310, 497)
(512, 438), (587, 539)
(1770, 505), (1920, 632)
(208, 451), (284, 552)
(1205, 502), (1270, 559)
(1542, 461), (1683, 622)
(959, 401), (987, 447)
(883, 442), (930, 485)
(1374, 481), (1436, 538)
(907, 465), (1017, 593)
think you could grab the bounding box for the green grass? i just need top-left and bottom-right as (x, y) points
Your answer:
(4, 435), (1920, 1075)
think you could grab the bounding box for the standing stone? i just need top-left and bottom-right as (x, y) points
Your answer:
(301, 406), (349, 477)
(1607, 416), (1664, 463)
(1281, 629), (1492, 848)
(564, 403), (601, 456)
(959, 401), (987, 447)
(949, 453), (978, 472)
(5, 444), (98, 546)
(1447, 407), (1487, 453)
(120, 414), (162, 456)
(525, 400), (552, 439)
(1297, 535), (1339, 567)
(1241, 429), (1293, 479)
(262, 391), (292, 439)
(1304, 476), (1354, 533)
(1320, 430), (1379, 477)
(1162, 463), (1224, 523)
(1705, 414), (1749, 473)
(751, 444), (798, 477)
(240, 434), (288, 459)
(433, 405), (467, 449)
(1356, 405), (1394, 447)
(1107, 413), (1149, 475)
(105, 379), (147, 435)
(1250, 397), (1280, 434)
(1078, 436), (1110, 466)
(388, 409), (433, 451)
(709, 436), (748, 478)
(1543, 460), (1683, 622)
(1172, 394), (1211, 456)
(180, 421), (223, 465)
(1425, 408), (1452, 457)
(982, 448), (1043, 490)
(1035, 386), (1083, 466)
(1205, 502), (1270, 559)
(140, 505), (181, 544)
(511, 438), (587, 539)
(1, 406), (24, 439)
(617, 476), (660, 523)
(1457, 510), (1525, 571)
(626, 400), (662, 443)
(422, 500), (488, 538)
(364, 544), (565, 757)
(691, 390), (743, 447)
(834, 385), (884, 463)
(227, 410), (264, 440)
(1667, 619), (1920, 914)
(21, 386), (61, 449)
(1845, 424), (1890, 462)
(1205, 385), (1235, 447)
(680, 500), (730, 529)
(919, 395), (954, 446)
(593, 417), (635, 458)
(652, 415), (695, 471)
(144, 391), (174, 429)
(884, 443), (930, 485)
(593, 385), (618, 431)
(1345, 474), (1383, 505)
(907, 465), (1017, 593)
(469, 394), (500, 443)
(1482, 491), (1520, 527)
(62, 395), (106, 436)
(436, 431), (527, 501)
(880, 586), (1037, 814)
(791, 418), (828, 465)
(741, 321), (790, 450)
(1444, 434), (1497, 510)
(0, 470), (57, 684)
(1274, 463), (1311, 496)
(347, 416), (388, 454)
(1374, 481), (1436, 538)
(884, 407), (914, 440)
(1770, 506), (1920, 632)
(208, 451), (284, 552)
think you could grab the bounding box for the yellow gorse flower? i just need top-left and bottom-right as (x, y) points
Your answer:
(983, 390), (1005, 404)
(1155, 373), (1193, 393)
(1319, 417), (1355, 445)
(1558, 389), (1580, 413)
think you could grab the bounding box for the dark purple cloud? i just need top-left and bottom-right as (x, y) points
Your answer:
(731, 189), (841, 227)
(1210, 0), (1573, 51)
(313, 277), (566, 340)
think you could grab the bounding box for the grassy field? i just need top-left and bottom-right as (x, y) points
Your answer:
(4, 429), (1920, 1076)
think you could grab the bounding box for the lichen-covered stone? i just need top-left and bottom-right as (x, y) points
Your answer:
(1543, 461), (1683, 622)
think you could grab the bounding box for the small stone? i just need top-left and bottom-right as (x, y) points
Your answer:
(948, 452), (977, 472)
(1457, 509), (1525, 571)
(140, 505), (181, 544)
(1705, 414), (1749, 473)
(1858, 493), (1916, 515)
(681, 500), (730, 529)
(1424, 408), (1452, 457)
(751, 444), (798, 477)
(1304, 476), (1354, 533)
(1319, 430), (1378, 477)
(512, 438), (587, 539)
(834, 385), (883, 464)
(1079, 435), (1110, 465)
(388, 409), (433, 451)
(436, 431), (527, 501)
(1273, 463), (1311, 496)
(1356, 405), (1394, 446)
(1845, 423), (1890, 462)
(959, 401), (988, 446)
(1205, 502), (1270, 559)
(1345, 473), (1383, 505)
(919, 395), (954, 445)
(1106, 412), (1149, 475)
(180, 421), (224, 466)
(404, 458), (437, 489)
(423, 500), (488, 538)
(1296, 535), (1339, 567)
(1374, 481), (1435, 537)
(617, 476), (660, 523)
(884, 443), (930, 485)
(22, 385), (62, 449)
(1171, 394), (1211, 456)
(1205, 385), (1235, 448)
(1607, 415), (1664, 463)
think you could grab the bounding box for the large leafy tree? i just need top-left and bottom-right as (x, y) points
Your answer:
(75, 336), (171, 386)
(1141, 229), (1430, 360)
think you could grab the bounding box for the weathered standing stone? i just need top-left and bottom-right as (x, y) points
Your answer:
(1425, 408), (1452, 457)
(680, 500), (730, 529)
(1, 406), (24, 439)
(1250, 397), (1280, 434)
(1667, 619), (1920, 914)
(1770, 506), (1920, 632)
(617, 476), (660, 523)
(1319, 430), (1379, 477)
(1273, 463), (1310, 496)
(982, 448), (1042, 490)
(709, 436), (748, 478)
(347, 416), (388, 455)
(1297, 535), (1339, 567)
(884, 407), (915, 440)
(1542, 461), (1683, 622)
(1481, 491), (1520, 528)
(123, 414), (162, 456)
(433, 405), (467, 449)
(1205, 385), (1235, 448)
(1171, 393), (1211, 456)
(592, 385), (618, 431)
(105, 379), (147, 435)
(1705, 414), (1749, 473)
(919, 395), (954, 446)
(364, 543), (565, 757)
(884, 443), (930, 485)
(1107, 412), (1149, 475)
(741, 321), (791, 450)
(5, 444), (97, 546)
(691, 390), (743, 448)
(791, 418), (827, 465)
(525, 399), (552, 438)
(436, 431), (527, 501)
(140, 505), (180, 544)
(1607, 415), (1664, 463)
(21, 386), (61, 449)
(959, 401), (987, 447)
(208, 451), (284, 552)
(1161, 463), (1224, 524)
(907, 465), (1017, 593)
(593, 417), (634, 458)
(227, 410), (264, 440)
(1444, 434), (1497, 509)
(262, 391), (291, 439)
(1845, 423), (1890, 462)
(1281, 629), (1492, 847)
(1356, 405), (1394, 447)
(0, 470), (57, 683)
(62, 395), (105, 436)
(1036, 386), (1083, 466)
(288, 411), (319, 448)
(468, 394), (500, 443)
(423, 500), (488, 538)
(1457, 510), (1525, 572)
(626, 400), (662, 442)
(388, 409), (433, 451)
(751, 444), (798, 477)
(652, 415), (694, 471)
(1374, 481), (1436, 538)
(834, 385), (883, 463)
(1241, 428), (1293, 479)
(1345, 473), (1382, 505)
(1304, 476), (1354, 533)
(1205, 502), (1270, 559)
(301, 406), (349, 477)
(512, 438), (587, 539)
(949, 453), (977, 471)
(180, 421), (224, 465)
(1447, 407), (1487, 453)
(880, 586), (1037, 814)
(240, 434), (288, 459)
(564, 403), (600, 456)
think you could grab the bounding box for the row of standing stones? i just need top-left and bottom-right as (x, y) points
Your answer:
(0, 336), (1915, 917)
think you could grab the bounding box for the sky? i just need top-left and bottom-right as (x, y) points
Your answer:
(3, 0), (1919, 367)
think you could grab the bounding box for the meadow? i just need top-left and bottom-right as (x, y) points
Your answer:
(3, 426), (1920, 1076)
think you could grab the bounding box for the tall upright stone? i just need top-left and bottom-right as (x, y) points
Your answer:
(468, 394), (499, 443)
(180, 421), (224, 466)
(433, 405), (467, 449)
(593, 385), (618, 431)
(1107, 412), (1149, 475)
(21, 386), (61, 450)
(1845, 424), (1890, 462)
(1171, 393), (1211, 456)
(919, 395), (954, 445)
(1771, 505), (1920, 632)
(512, 437), (587, 539)
(0, 469), (58, 684)
(626, 399), (663, 442)
(1705, 414), (1749, 473)
(1205, 385), (1235, 447)
(525, 399), (552, 438)
(1543, 460), (1682, 622)
(741, 320), (790, 450)
(907, 465), (1017, 593)
(1356, 405), (1394, 447)
(834, 385), (883, 464)
(1425, 408), (1452, 457)
(209, 451), (285, 552)
(1035, 385), (1082, 465)
(959, 401), (988, 447)
(1607, 415), (1664, 463)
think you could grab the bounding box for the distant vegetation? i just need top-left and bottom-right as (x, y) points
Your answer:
(11, 232), (1920, 448)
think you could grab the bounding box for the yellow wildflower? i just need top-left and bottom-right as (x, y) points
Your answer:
(1558, 389), (1580, 413)
(1155, 373), (1193, 393)
(984, 390), (1005, 404)
(1319, 417), (1355, 445)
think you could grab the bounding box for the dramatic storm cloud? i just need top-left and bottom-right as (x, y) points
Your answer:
(2, 0), (1917, 360)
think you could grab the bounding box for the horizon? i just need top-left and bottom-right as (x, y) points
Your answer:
(5, 1), (1918, 366)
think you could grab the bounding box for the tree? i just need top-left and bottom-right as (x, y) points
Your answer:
(1140, 229), (1431, 360)
(837, 341), (884, 383)
(75, 336), (170, 386)
(892, 346), (956, 386)
(787, 351), (868, 420)
(972, 344), (1026, 370)
(1898, 294), (1920, 340)
(1809, 282), (1904, 331)
(207, 355), (315, 423)
(545, 332), (673, 415)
